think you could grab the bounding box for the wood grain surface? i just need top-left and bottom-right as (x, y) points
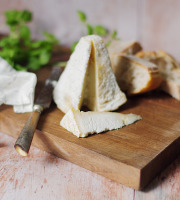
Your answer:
(0, 132), (180, 200)
(0, 65), (180, 190)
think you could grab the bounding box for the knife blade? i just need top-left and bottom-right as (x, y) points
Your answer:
(14, 66), (63, 156)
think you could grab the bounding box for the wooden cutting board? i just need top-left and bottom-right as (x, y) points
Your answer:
(0, 52), (180, 190)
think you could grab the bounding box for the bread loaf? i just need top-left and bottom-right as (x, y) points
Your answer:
(136, 50), (180, 100)
(110, 54), (162, 95)
(108, 40), (142, 56)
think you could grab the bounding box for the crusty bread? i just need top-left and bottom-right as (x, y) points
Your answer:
(108, 40), (142, 56)
(136, 50), (180, 100)
(110, 54), (162, 95)
(136, 50), (180, 71)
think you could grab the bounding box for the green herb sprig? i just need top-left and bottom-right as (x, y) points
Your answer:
(71, 10), (120, 51)
(0, 10), (59, 71)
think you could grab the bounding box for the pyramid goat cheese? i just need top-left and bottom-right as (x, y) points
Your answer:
(60, 108), (142, 137)
(0, 57), (37, 113)
(53, 35), (127, 113)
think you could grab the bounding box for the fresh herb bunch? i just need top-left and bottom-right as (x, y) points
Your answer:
(71, 10), (120, 51)
(0, 10), (59, 71)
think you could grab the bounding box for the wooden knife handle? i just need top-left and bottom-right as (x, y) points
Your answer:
(14, 105), (43, 156)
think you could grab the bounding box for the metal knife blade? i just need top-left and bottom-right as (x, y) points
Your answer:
(14, 66), (63, 156)
(35, 66), (63, 109)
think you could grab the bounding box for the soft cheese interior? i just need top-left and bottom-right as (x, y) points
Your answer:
(53, 35), (127, 113)
(60, 108), (142, 138)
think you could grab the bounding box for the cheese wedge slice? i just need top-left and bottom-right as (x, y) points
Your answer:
(53, 35), (127, 113)
(60, 108), (142, 137)
(0, 57), (37, 113)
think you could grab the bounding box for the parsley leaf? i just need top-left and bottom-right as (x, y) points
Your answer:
(39, 50), (51, 65)
(27, 57), (41, 70)
(111, 30), (120, 40)
(72, 10), (119, 51)
(21, 10), (32, 22)
(20, 25), (31, 40)
(86, 24), (94, 35)
(106, 30), (120, 47)
(77, 11), (86, 23)
(94, 25), (108, 36)
(0, 9), (59, 71)
(43, 31), (59, 44)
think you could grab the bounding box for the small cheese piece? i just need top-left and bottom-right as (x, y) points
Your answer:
(53, 35), (126, 113)
(0, 57), (37, 113)
(110, 54), (162, 95)
(60, 108), (142, 137)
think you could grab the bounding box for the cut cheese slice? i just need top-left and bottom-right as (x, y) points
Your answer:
(53, 35), (127, 113)
(0, 57), (37, 113)
(60, 108), (142, 137)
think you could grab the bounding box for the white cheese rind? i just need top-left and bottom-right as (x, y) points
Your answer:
(53, 35), (127, 113)
(60, 108), (142, 138)
(0, 57), (37, 113)
(53, 37), (92, 113)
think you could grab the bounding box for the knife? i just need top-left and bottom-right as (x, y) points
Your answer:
(14, 66), (63, 156)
